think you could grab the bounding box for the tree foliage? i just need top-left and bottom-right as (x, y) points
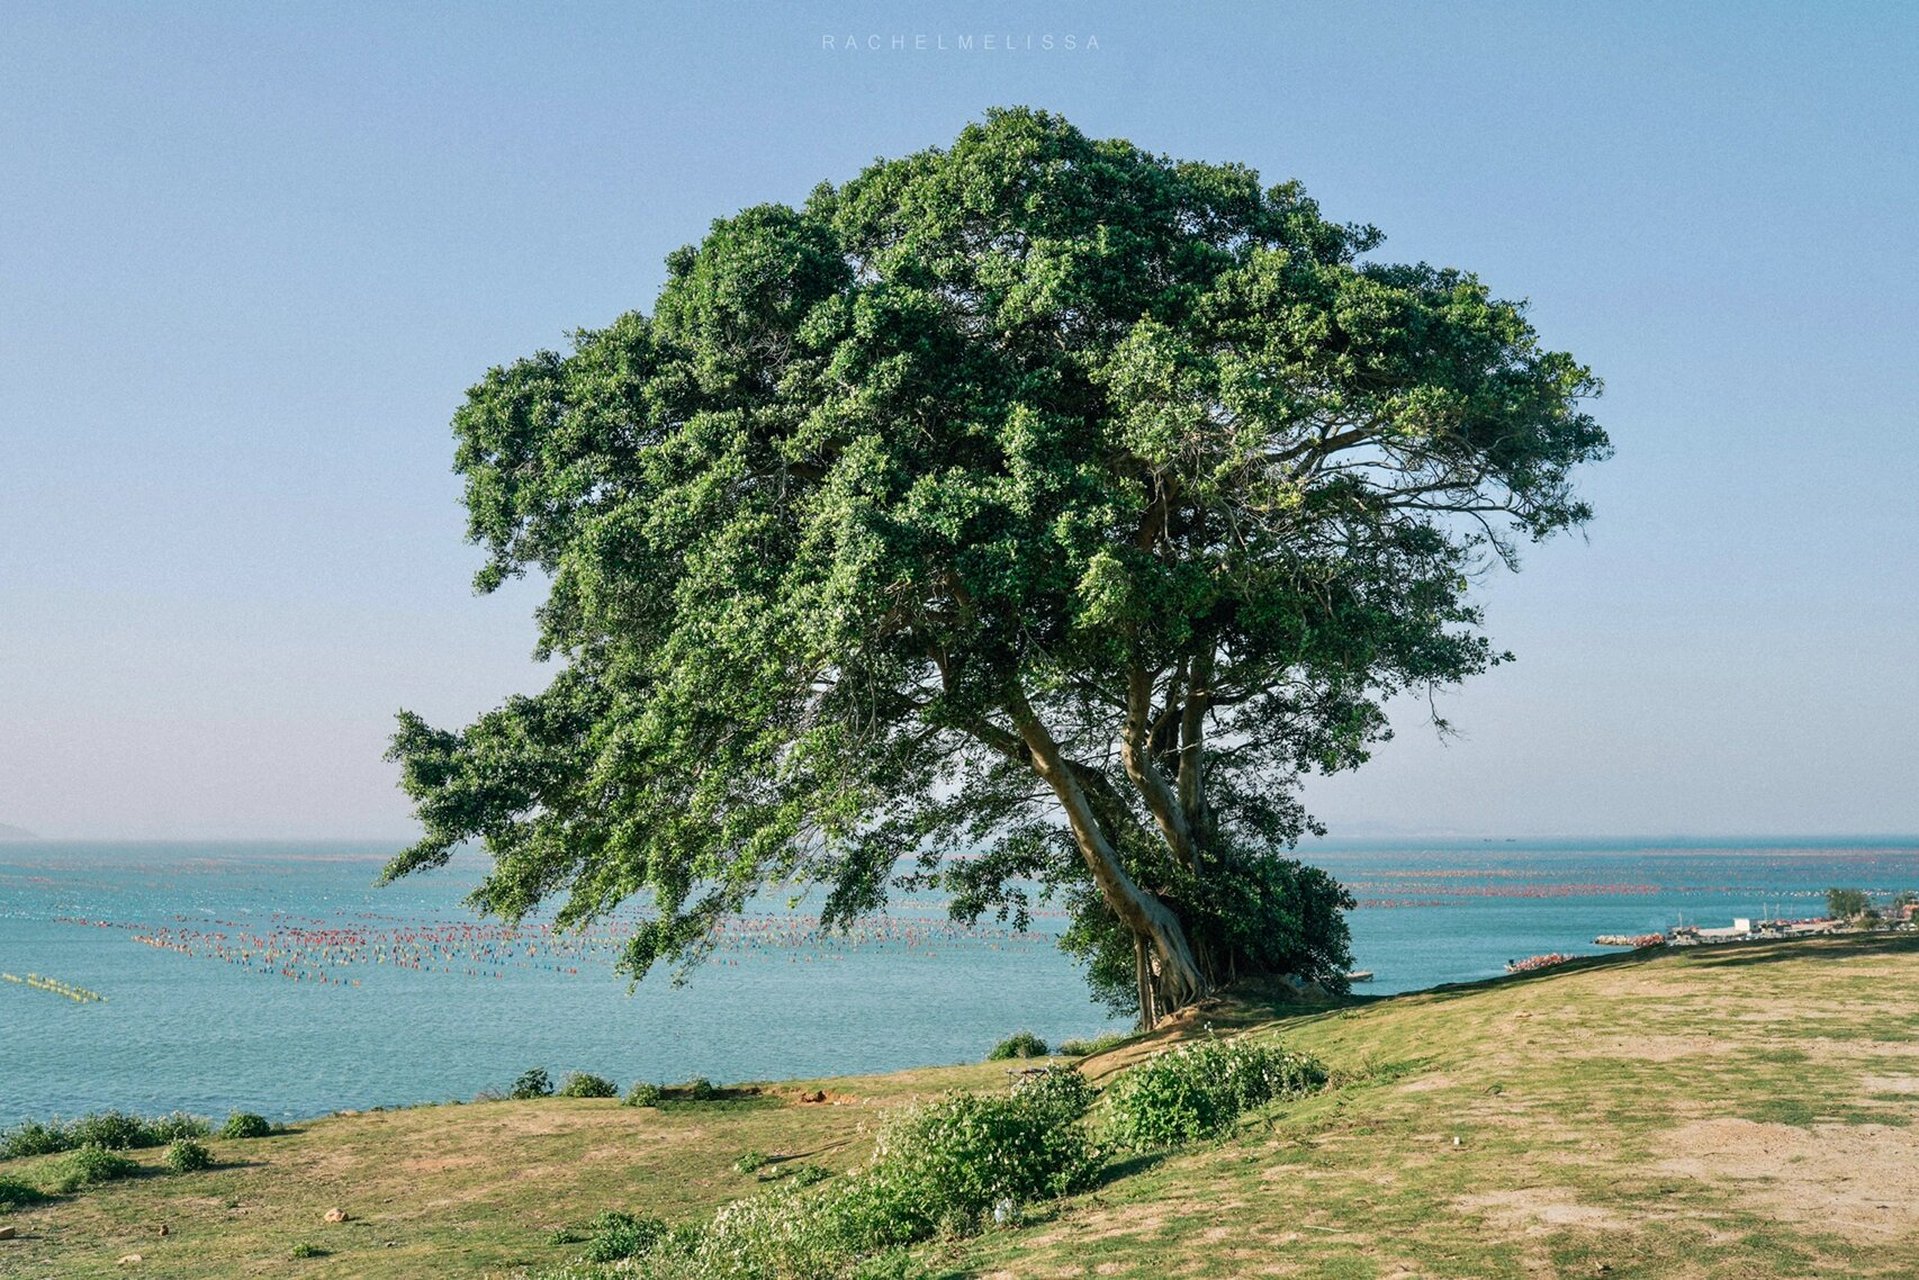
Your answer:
(386, 108), (1607, 1022)
(1827, 887), (1872, 920)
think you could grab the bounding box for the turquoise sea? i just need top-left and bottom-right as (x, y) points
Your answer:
(3, 838), (1916, 1124)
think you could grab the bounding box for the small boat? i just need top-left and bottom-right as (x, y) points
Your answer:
(1345, 970), (1374, 983)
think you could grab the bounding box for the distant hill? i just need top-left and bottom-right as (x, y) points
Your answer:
(0, 823), (39, 840)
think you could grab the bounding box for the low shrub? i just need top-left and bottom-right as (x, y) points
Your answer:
(511, 1068), (554, 1100)
(164, 1139), (214, 1173)
(1013, 1063), (1099, 1124)
(172, 1114), (214, 1143)
(683, 1077), (717, 1102)
(1102, 1034), (1326, 1149)
(732, 1150), (771, 1174)
(986, 1031), (1048, 1060)
(580, 1209), (668, 1262)
(52, 1144), (141, 1192)
(2, 1110), (213, 1161)
(1, 1118), (71, 1160)
(1055, 1032), (1128, 1058)
(220, 1112), (273, 1140)
(557, 1072), (619, 1099)
(289, 1241), (327, 1259)
(535, 1071), (1097, 1279)
(786, 1162), (830, 1187)
(0, 1174), (51, 1207)
(862, 1073), (1100, 1234)
(623, 1082), (663, 1108)
(67, 1110), (148, 1151)
(689, 1181), (863, 1275)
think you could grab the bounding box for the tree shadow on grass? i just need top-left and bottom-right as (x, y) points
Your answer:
(764, 1136), (858, 1164)
(1324, 931), (1919, 1007)
(1092, 1150), (1167, 1189)
(1207, 947), (1676, 1024)
(1676, 932), (1919, 970)
(657, 1090), (781, 1114)
(1084, 932), (1919, 1069)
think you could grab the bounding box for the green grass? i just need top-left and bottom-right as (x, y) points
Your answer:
(4, 933), (1916, 1277)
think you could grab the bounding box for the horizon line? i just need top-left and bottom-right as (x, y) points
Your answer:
(6, 831), (1918, 847)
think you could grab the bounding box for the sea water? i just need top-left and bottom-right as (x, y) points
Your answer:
(2, 838), (1915, 1122)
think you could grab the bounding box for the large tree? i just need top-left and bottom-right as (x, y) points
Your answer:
(386, 108), (1607, 1024)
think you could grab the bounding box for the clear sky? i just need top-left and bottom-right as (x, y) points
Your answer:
(2, 1), (1914, 840)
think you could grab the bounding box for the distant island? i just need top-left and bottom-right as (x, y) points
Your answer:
(0, 823), (39, 840)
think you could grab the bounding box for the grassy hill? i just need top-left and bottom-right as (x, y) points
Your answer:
(4, 934), (1917, 1278)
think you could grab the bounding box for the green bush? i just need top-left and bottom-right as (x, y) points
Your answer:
(519, 1071), (1095, 1279)
(220, 1112), (274, 1140)
(986, 1031), (1048, 1060)
(0, 1174), (51, 1207)
(0, 1118), (71, 1160)
(149, 1112), (211, 1143)
(289, 1241), (327, 1259)
(1056, 1032), (1128, 1058)
(862, 1076), (1099, 1234)
(580, 1209), (668, 1262)
(0, 1110), (210, 1159)
(786, 1162), (830, 1188)
(683, 1077), (717, 1102)
(557, 1072), (619, 1099)
(164, 1139), (214, 1173)
(1102, 1035), (1326, 1149)
(623, 1081), (663, 1108)
(1013, 1064), (1099, 1125)
(732, 1150), (771, 1174)
(540, 1072), (1095, 1279)
(67, 1110), (149, 1150)
(511, 1068), (555, 1100)
(690, 1181), (864, 1275)
(53, 1144), (141, 1192)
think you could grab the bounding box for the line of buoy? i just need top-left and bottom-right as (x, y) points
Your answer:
(2, 971), (105, 1003)
(90, 908), (1056, 990)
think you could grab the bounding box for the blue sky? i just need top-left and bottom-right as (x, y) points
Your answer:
(1, 1), (1913, 839)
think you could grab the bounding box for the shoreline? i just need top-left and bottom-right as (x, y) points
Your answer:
(10, 925), (1916, 1132)
(6, 933), (1918, 1278)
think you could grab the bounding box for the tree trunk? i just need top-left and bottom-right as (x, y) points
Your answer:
(1005, 688), (1208, 1023)
(1121, 665), (1198, 870)
(1176, 647), (1212, 837)
(1135, 934), (1157, 1029)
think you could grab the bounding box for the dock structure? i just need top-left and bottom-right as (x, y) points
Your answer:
(1666, 917), (1843, 947)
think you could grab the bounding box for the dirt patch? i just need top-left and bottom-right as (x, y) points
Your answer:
(1395, 1072), (1459, 1093)
(1657, 1118), (1919, 1237)
(1564, 1034), (1742, 1063)
(400, 1154), (485, 1174)
(1861, 1074), (1919, 1094)
(1454, 1187), (1628, 1234)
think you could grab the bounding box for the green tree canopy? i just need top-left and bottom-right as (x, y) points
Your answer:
(386, 107), (1608, 1023)
(1827, 887), (1872, 920)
